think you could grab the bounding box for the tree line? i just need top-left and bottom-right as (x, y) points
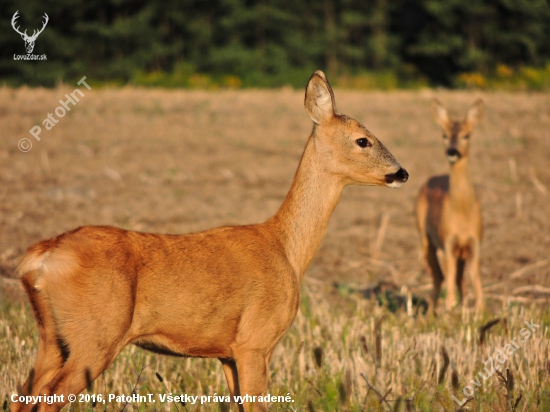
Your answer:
(1, 0), (549, 88)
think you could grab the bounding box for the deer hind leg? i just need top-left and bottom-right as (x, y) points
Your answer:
(234, 350), (269, 412)
(14, 272), (66, 406)
(11, 329), (123, 411)
(23, 311), (132, 412)
(220, 358), (242, 411)
(424, 241), (444, 314)
(29, 342), (123, 412)
(16, 268), (134, 412)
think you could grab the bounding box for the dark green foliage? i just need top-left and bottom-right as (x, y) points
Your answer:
(2, 0), (550, 87)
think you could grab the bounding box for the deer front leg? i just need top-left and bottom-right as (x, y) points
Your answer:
(469, 239), (484, 312)
(220, 358), (242, 411)
(425, 241), (444, 314)
(234, 350), (269, 412)
(455, 257), (466, 304)
(444, 239), (458, 310)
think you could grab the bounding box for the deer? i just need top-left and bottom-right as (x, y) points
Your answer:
(12, 71), (408, 412)
(11, 11), (49, 54)
(415, 98), (484, 313)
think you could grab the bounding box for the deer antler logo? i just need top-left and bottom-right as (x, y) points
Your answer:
(11, 10), (49, 54)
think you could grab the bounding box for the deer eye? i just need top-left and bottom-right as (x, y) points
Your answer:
(464, 134), (471, 139)
(442, 134), (448, 139)
(356, 138), (371, 148)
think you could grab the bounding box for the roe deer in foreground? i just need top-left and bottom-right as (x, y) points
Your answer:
(12, 71), (408, 412)
(415, 98), (484, 312)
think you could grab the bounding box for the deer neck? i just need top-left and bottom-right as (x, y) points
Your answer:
(269, 135), (344, 279)
(449, 156), (475, 211)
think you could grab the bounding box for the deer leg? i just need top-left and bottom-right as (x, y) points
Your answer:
(469, 240), (484, 312)
(456, 258), (466, 304)
(220, 358), (242, 411)
(425, 241), (444, 314)
(14, 273), (65, 405)
(17, 273), (133, 412)
(444, 240), (458, 310)
(234, 350), (269, 412)
(24, 335), (126, 412)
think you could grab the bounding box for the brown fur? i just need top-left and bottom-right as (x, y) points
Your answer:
(415, 98), (484, 313)
(12, 71), (408, 412)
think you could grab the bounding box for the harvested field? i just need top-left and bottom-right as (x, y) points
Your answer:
(1, 86), (549, 410)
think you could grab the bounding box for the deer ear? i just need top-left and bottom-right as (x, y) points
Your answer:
(466, 99), (484, 127)
(431, 98), (449, 128)
(305, 71), (336, 125)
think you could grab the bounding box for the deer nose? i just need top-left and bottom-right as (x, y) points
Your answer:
(446, 148), (461, 163)
(385, 167), (409, 184)
(446, 148), (460, 158)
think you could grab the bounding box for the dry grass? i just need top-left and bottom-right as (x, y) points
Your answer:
(1, 86), (550, 410)
(2, 287), (549, 411)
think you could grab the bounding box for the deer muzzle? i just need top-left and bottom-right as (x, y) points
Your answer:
(446, 148), (461, 163)
(384, 167), (409, 188)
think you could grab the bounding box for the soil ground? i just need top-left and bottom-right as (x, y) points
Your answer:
(1, 86), (549, 307)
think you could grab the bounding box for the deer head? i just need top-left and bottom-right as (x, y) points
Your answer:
(431, 98), (484, 164)
(12, 11), (49, 54)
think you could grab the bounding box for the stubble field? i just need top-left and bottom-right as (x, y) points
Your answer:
(0, 85), (549, 411)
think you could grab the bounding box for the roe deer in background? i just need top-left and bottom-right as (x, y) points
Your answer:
(12, 71), (408, 412)
(415, 98), (484, 313)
